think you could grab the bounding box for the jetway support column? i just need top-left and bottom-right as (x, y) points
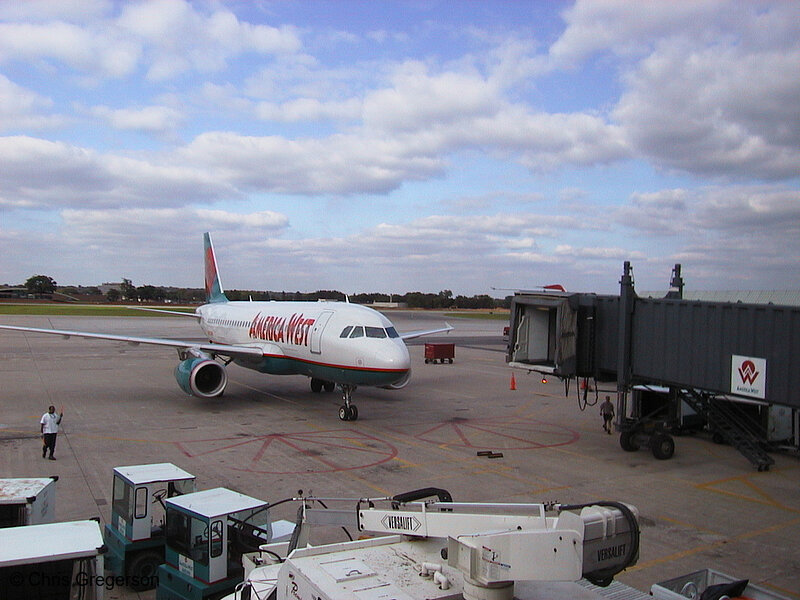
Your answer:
(616, 262), (635, 431)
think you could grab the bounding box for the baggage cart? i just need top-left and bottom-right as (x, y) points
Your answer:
(424, 343), (455, 364)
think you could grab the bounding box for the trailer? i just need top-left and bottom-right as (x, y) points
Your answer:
(103, 463), (196, 591)
(0, 476), (57, 527)
(425, 342), (455, 364)
(0, 519), (105, 600)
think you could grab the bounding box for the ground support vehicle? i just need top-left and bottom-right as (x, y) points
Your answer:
(103, 463), (196, 591)
(425, 342), (455, 364)
(0, 519), (105, 600)
(157, 487), (293, 600)
(0, 476), (57, 527)
(225, 491), (642, 600)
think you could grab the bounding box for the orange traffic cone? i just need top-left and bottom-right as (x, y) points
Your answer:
(510, 373), (517, 390)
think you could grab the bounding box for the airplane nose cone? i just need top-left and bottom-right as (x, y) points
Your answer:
(378, 341), (411, 371)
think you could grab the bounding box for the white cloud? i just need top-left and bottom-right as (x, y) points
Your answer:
(550, 0), (800, 180)
(0, 136), (235, 209)
(0, 74), (64, 130)
(116, 0), (301, 80)
(256, 97), (361, 122)
(90, 104), (183, 134)
(615, 189), (689, 234)
(614, 41), (800, 180)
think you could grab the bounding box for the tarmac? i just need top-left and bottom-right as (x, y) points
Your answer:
(1, 311), (799, 599)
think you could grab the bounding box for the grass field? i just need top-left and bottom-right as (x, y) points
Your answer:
(0, 304), (195, 317)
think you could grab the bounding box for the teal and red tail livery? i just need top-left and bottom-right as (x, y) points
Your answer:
(204, 232), (229, 304)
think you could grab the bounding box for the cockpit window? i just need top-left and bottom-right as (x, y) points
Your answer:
(340, 326), (353, 338)
(349, 326), (364, 338)
(385, 327), (399, 338)
(365, 326), (387, 338)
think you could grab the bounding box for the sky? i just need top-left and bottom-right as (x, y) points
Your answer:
(1, 0), (799, 296)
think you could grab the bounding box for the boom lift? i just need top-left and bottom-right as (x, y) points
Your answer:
(227, 490), (640, 600)
(103, 463), (196, 591)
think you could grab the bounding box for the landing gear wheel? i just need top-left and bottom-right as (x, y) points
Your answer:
(650, 433), (675, 460)
(323, 381), (335, 392)
(127, 550), (161, 591)
(310, 378), (323, 393)
(338, 404), (359, 421)
(619, 430), (639, 452)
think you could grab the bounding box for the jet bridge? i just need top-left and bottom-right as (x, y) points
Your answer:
(507, 263), (800, 469)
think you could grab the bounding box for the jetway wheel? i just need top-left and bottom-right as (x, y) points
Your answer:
(650, 432), (675, 460)
(619, 430), (639, 452)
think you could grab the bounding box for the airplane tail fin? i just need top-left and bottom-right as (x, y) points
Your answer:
(204, 233), (229, 304)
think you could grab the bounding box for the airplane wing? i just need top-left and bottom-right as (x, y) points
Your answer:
(0, 324), (267, 359)
(126, 306), (202, 319)
(400, 322), (453, 341)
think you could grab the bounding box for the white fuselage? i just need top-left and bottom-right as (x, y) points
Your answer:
(196, 301), (411, 387)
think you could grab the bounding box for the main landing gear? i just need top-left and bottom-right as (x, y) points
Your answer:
(310, 377), (336, 394)
(338, 384), (358, 421)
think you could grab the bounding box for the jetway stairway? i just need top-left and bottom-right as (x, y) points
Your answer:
(681, 391), (775, 472)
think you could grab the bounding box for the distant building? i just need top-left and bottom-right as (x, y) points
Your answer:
(371, 301), (408, 309)
(0, 286), (28, 299)
(98, 282), (124, 295)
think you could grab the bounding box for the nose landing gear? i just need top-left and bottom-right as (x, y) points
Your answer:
(338, 385), (358, 421)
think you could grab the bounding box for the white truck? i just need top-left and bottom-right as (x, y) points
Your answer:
(224, 490), (642, 600)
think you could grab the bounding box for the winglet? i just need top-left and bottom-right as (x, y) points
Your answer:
(204, 233), (229, 304)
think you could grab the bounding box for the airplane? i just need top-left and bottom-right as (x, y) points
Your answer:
(0, 233), (452, 421)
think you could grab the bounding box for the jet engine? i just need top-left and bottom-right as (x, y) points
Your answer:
(174, 356), (227, 398)
(382, 369), (411, 390)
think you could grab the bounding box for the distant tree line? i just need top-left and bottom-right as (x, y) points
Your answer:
(19, 275), (511, 309)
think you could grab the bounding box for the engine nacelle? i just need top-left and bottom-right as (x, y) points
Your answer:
(174, 357), (227, 398)
(382, 370), (411, 390)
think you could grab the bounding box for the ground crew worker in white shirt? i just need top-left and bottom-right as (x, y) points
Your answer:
(40, 405), (63, 460)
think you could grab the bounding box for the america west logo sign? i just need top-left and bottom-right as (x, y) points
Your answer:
(731, 355), (767, 399)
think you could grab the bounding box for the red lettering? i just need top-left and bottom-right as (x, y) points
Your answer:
(248, 313), (316, 347)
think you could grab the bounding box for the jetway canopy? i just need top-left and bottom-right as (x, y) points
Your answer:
(507, 271), (800, 409)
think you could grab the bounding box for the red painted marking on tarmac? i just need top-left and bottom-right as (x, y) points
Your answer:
(416, 417), (579, 450)
(174, 428), (397, 474)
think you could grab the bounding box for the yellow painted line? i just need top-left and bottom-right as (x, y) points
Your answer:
(629, 514), (800, 574)
(657, 515), (720, 536)
(390, 457), (420, 468)
(696, 471), (800, 513)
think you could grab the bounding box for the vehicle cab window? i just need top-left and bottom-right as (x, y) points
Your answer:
(349, 326), (364, 338)
(340, 326), (353, 338)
